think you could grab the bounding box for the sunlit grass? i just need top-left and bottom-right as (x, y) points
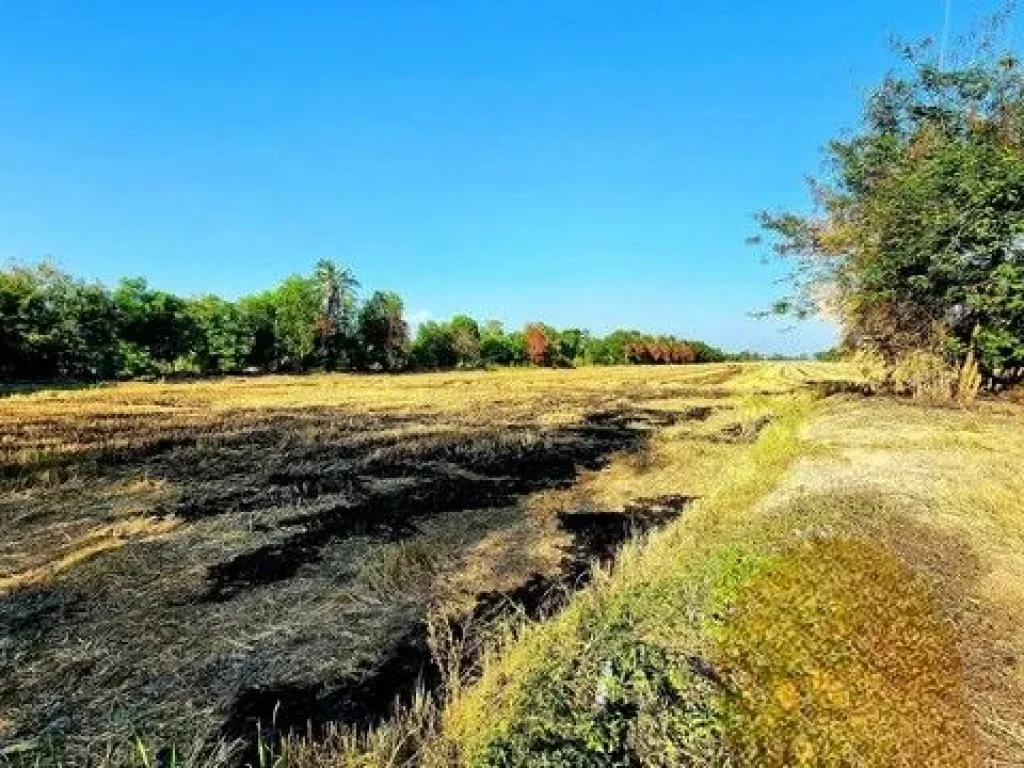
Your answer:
(425, 394), (818, 766)
(10, 363), (1021, 765)
(330, 389), (1022, 766)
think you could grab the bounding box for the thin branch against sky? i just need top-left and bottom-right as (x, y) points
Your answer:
(941, 0), (953, 67)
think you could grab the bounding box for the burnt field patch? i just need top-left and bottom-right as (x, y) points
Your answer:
(201, 418), (656, 602)
(0, 373), (726, 764)
(220, 494), (698, 765)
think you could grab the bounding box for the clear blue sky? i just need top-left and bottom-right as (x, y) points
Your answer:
(0, 1), (1013, 354)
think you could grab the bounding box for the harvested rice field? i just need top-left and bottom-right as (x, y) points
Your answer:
(3, 364), (1023, 767)
(0, 364), (803, 763)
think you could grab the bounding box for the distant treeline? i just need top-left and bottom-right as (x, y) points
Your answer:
(0, 260), (738, 381)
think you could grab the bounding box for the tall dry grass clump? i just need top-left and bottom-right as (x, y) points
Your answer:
(854, 346), (983, 403)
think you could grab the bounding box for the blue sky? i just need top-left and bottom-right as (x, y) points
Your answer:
(0, 1), (1013, 354)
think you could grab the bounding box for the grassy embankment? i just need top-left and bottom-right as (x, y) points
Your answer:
(291, 368), (1024, 767)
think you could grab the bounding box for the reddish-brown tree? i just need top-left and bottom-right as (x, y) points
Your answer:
(524, 323), (553, 366)
(669, 342), (697, 363)
(624, 339), (698, 365)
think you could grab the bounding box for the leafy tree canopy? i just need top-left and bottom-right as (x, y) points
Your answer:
(0, 260), (733, 381)
(759, 32), (1024, 383)
(357, 291), (410, 371)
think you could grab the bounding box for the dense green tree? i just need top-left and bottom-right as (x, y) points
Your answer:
(557, 328), (589, 365)
(479, 320), (505, 366)
(411, 321), (458, 370)
(237, 292), (279, 371)
(115, 339), (158, 378)
(113, 277), (190, 369)
(583, 336), (620, 365)
(450, 314), (482, 367)
(20, 265), (79, 377)
(271, 274), (321, 370)
(56, 279), (120, 378)
(479, 320), (526, 366)
(687, 339), (727, 363)
(0, 264), (120, 379)
(759, 42), (1024, 384)
(184, 295), (247, 374)
(0, 268), (30, 377)
(357, 291), (410, 371)
(584, 329), (644, 365)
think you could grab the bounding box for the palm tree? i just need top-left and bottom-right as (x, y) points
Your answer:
(313, 259), (359, 364)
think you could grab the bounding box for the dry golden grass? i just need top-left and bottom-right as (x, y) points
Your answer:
(5, 363), (820, 764)
(387, 390), (1023, 767)
(776, 397), (1024, 765)
(8, 363), (1020, 766)
(0, 516), (180, 594)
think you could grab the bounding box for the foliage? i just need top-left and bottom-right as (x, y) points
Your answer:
(237, 292), (279, 370)
(760, 38), (1024, 385)
(478, 638), (723, 767)
(271, 274), (321, 370)
(115, 340), (158, 379)
(113, 277), (190, 371)
(584, 330), (725, 366)
(625, 340), (697, 364)
(479, 321), (527, 367)
(523, 323), (555, 366)
(814, 346), (845, 362)
(450, 314), (482, 368)
(0, 263), (121, 379)
(556, 328), (589, 365)
(312, 259), (360, 369)
(357, 291), (410, 371)
(183, 295), (247, 374)
(411, 321), (459, 370)
(412, 318), (532, 370)
(0, 260), (728, 381)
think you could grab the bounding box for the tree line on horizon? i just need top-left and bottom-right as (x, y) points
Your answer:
(0, 260), (735, 381)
